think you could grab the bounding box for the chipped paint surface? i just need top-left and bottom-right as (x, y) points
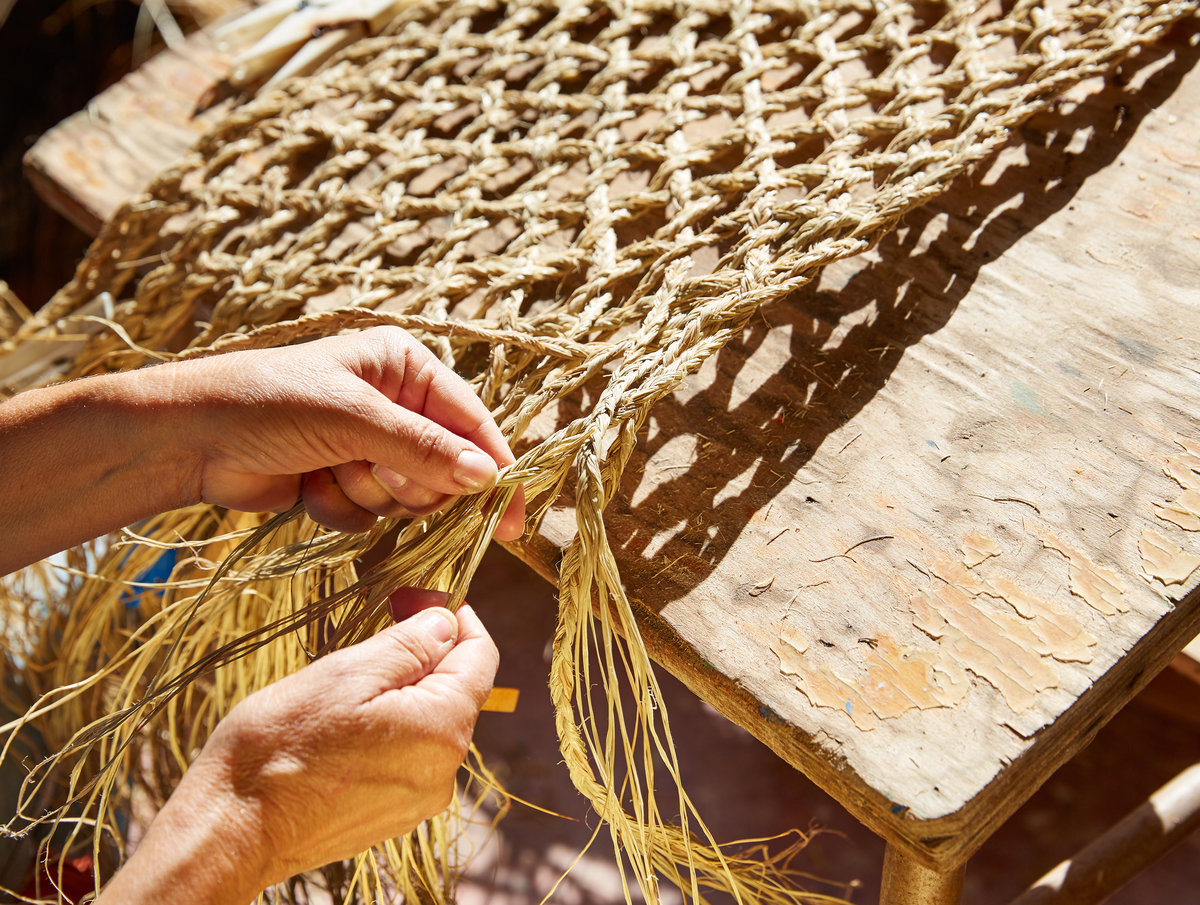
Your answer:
(1139, 527), (1200, 586)
(772, 620), (967, 731)
(961, 531), (1002, 568)
(909, 582), (1059, 713)
(1154, 491), (1200, 531)
(1164, 451), (1200, 492)
(921, 553), (1098, 665)
(980, 575), (1097, 664)
(1157, 439), (1200, 530)
(772, 532), (1098, 728)
(1175, 438), (1200, 458)
(1027, 520), (1128, 615)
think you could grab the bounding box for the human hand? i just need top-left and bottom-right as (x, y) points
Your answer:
(97, 593), (498, 903)
(139, 326), (524, 538)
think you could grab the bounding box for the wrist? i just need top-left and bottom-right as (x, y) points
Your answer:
(99, 757), (272, 904)
(53, 366), (205, 515)
(0, 368), (202, 572)
(119, 362), (211, 509)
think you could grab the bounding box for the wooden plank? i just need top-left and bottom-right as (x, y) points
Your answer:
(507, 31), (1200, 871)
(22, 16), (245, 235)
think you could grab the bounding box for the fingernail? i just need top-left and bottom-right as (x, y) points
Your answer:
(389, 586), (450, 622)
(373, 463), (409, 492)
(454, 449), (498, 491)
(411, 608), (458, 645)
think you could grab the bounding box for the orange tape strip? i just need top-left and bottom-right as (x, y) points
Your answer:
(481, 687), (520, 713)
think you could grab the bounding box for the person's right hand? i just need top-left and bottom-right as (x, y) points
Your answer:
(96, 596), (498, 904)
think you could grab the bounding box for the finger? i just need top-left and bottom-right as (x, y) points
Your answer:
(315, 391), (498, 497)
(352, 450), (522, 540)
(340, 606), (460, 693)
(301, 468), (377, 533)
(338, 400), (528, 535)
(493, 486), (526, 541)
(371, 455), (523, 540)
(379, 405), (502, 493)
(375, 607), (460, 688)
(401, 364), (514, 472)
(363, 328), (516, 473)
(334, 329), (526, 529)
(367, 463), (450, 515)
(422, 604), (498, 710)
(448, 603), (487, 648)
(384, 597), (503, 707)
(388, 586), (450, 622)
(328, 460), (446, 518)
(331, 461), (412, 518)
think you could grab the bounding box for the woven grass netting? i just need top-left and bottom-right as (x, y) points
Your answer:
(3, 0), (1197, 900)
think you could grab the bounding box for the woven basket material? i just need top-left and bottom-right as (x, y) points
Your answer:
(20, 0), (1197, 393)
(3, 0), (1198, 900)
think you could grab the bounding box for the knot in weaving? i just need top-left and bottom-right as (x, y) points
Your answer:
(25, 0), (1196, 423)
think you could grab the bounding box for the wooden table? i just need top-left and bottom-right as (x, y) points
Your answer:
(26, 18), (1200, 904)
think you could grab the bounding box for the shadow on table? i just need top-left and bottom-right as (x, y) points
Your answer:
(588, 23), (1200, 611)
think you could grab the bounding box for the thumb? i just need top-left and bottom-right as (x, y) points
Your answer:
(347, 606), (460, 692)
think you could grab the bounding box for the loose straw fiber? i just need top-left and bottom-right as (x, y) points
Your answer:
(3, 0), (1196, 901)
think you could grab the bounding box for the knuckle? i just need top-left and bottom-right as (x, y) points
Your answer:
(367, 325), (412, 362)
(380, 627), (438, 675)
(408, 344), (442, 381)
(368, 323), (411, 347)
(408, 421), (452, 469)
(406, 351), (452, 405)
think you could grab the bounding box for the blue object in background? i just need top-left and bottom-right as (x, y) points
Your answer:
(119, 548), (178, 609)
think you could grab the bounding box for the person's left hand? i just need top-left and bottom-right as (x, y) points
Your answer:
(96, 593), (498, 903)
(0, 327), (524, 573)
(135, 326), (525, 538)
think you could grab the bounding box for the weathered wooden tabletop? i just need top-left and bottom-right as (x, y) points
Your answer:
(26, 19), (1200, 874)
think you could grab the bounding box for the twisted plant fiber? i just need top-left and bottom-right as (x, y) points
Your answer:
(3, 0), (1197, 901)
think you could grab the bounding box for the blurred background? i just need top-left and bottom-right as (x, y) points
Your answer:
(0, 0), (229, 310)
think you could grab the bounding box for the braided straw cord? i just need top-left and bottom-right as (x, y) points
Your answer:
(3, 0), (1197, 901)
